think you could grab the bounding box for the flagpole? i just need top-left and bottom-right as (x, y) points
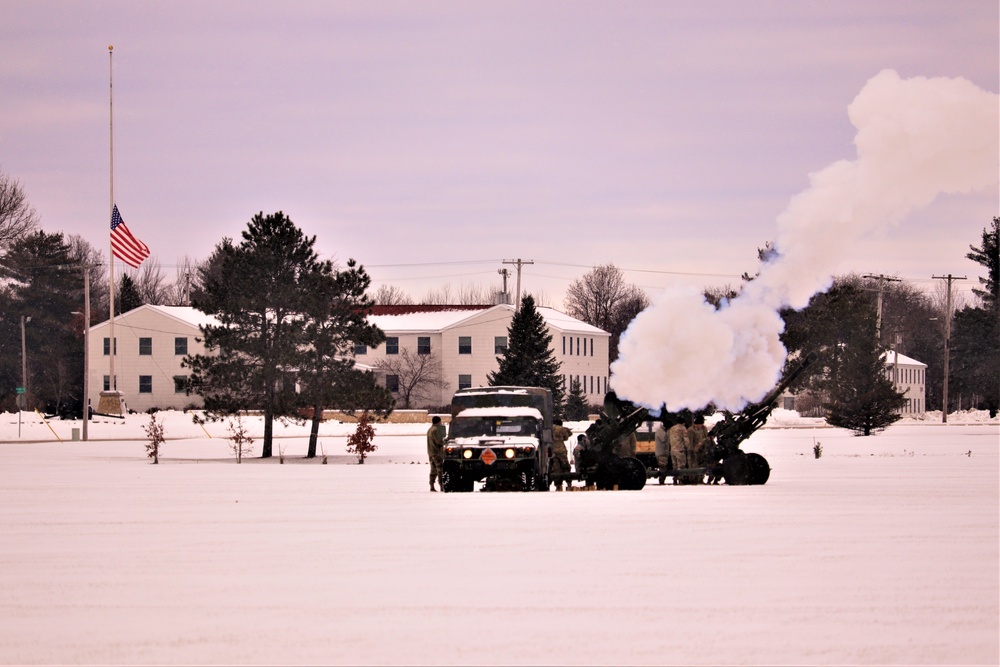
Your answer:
(108, 44), (116, 397)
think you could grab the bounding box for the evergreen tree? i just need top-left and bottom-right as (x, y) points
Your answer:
(0, 231), (83, 414)
(297, 259), (393, 458)
(564, 378), (589, 420)
(950, 218), (1000, 416)
(824, 311), (906, 435)
(967, 217), (999, 311)
(488, 295), (564, 413)
(115, 273), (143, 314)
(187, 211), (325, 458)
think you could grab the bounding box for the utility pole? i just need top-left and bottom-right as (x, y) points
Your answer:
(82, 265), (90, 441)
(863, 274), (901, 340)
(502, 259), (534, 311)
(932, 273), (965, 423)
(497, 268), (510, 305)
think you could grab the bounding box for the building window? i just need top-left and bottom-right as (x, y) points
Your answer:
(417, 337), (431, 355)
(103, 375), (111, 391)
(495, 336), (507, 354)
(139, 337), (152, 355)
(175, 337), (188, 355)
(385, 374), (399, 393)
(103, 337), (117, 355)
(385, 337), (399, 355)
(354, 343), (367, 355)
(576, 337), (580, 355)
(173, 376), (187, 393)
(562, 336), (566, 355)
(458, 374), (472, 390)
(458, 336), (472, 354)
(139, 376), (152, 393)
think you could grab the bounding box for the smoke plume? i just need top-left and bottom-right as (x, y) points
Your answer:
(611, 69), (998, 411)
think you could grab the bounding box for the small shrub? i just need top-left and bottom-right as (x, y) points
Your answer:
(226, 415), (254, 464)
(142, 412), (165, 464)
(346, 412), (377, 464)
(813, 440), (823, 459)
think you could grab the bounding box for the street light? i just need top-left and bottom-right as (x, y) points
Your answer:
(72, 309), (90, 442)
(20, 315), (30, 411)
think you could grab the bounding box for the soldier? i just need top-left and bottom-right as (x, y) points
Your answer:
(573, 433), (588, 473)
(426, 415), (446, 492)
(687, 414), (709, 484)
(550, 419), (573, 490)
(668, 415), (692, 484)
(654, 415), (671, 485)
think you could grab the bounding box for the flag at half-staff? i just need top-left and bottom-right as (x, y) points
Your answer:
(110, 204), (150, 268)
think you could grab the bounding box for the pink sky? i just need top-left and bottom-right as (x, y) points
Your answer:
(1, 1), (996, 304)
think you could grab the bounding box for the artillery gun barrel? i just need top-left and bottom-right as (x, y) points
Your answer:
(758, 351), (818, 408)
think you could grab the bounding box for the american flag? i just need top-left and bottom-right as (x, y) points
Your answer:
(110, 205), (150, 268)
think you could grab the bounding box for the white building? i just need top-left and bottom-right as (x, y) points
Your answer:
(87, 305), (217, 414)
(884, 351), (927, 415)
(88, 303), (611, 413)
(360, 304), (611, 408)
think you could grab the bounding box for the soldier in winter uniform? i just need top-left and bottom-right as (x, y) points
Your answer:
(427, 415), (446, 492)
(550, 419), (573, 490)
(668, 417), (694, 484)
(687, 414), (710, 478)
(654, 416), (672, 485)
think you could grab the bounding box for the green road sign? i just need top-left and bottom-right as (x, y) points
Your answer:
(15, 387), (25, 395)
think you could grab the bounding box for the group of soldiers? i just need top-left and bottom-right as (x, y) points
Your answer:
(653, 414), (711, 484)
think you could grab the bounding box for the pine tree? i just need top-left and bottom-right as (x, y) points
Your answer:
(564, 378), (590, 420)
(488, 295), (564, 413)
(951, 217), (1000, 416)
(187, 211), (324, 458)
(116, 273), (143, 314)
(824, 311), (906, 435)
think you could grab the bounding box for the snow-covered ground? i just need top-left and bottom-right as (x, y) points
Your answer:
(1, 409), (997, 665)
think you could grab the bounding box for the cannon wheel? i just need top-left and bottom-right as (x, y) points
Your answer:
(722, 452), (749, 486)
(620, 457), (647, 490)
(745, 453), (770, 485)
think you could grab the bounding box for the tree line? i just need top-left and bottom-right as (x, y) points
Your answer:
(2, 163), (997, 436)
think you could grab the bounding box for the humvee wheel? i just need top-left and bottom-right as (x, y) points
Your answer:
(441, 469), (463, 493)
(745, 453), (770, 485)
(722, 452), (749, 485)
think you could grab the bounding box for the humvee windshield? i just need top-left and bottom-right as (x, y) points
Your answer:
(449, 416), (540, 439)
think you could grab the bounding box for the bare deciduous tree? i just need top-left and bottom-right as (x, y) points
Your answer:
(564, 264), (649, 361)
(375, 348), (447, 409)
(0, 170), (40, 252)
(372, 284), (413, 306)
(130, 258), (170, 305)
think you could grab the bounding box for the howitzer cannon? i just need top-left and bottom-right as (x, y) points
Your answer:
(569, 351), (818, 487)
(568, 395), (651, 490)
(702, 350), (819, 484)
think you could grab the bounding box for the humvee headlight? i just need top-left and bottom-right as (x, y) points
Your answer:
(504, 448), (516, 459)
(462, 449), (473, 459)
(520, 446), (534, 455)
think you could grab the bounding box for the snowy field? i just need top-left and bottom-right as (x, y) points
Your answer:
(1, 410), (997, 665)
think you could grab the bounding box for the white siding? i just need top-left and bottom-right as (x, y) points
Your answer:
(88, 306), (211, 413)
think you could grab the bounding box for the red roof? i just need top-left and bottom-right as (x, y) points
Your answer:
(369, 304), (493, 316)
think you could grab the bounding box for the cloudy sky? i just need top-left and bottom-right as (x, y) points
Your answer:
(1, 1), (997, 305)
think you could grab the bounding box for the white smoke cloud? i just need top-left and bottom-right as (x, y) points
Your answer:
(611, 69), (999, 411)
